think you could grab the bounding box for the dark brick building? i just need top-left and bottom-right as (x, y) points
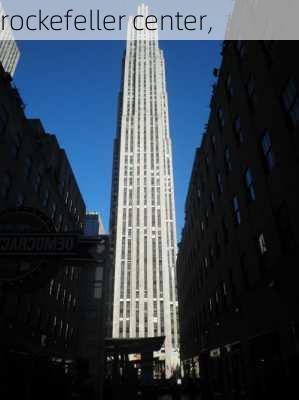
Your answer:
(177, 41), (299, 399)
(0, 63), (86, 398)
(78, 213), (109, 400)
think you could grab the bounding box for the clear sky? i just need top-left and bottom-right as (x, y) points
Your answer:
(14, 40), (222, 239)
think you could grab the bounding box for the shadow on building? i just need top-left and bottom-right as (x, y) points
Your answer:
(177, 40), (299, 399)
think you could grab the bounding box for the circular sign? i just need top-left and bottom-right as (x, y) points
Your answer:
(0, 207), (61, 290)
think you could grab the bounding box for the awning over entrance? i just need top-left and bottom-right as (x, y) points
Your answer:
(105, 336), (165, 354)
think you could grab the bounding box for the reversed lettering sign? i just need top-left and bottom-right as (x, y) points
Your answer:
(0, 208), (109, 289)
(0, 233), (77, 255)
(0, 207), (62, 287)
(0, 208), (109, 288)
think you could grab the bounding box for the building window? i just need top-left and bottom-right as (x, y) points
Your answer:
(209, 247), (214, 268)
(24, 157), (33, 178)
(275, 203), (295, 252)
(236, 40), (246, 58)
(72, 297), (77, 311)
(16, 193), (24, 208)
(0, 104), (9, 135)
(261, 130), (275, 171)
(205, 154), (210, 172)
(222, 217), (229, 244)
(59, 320), (63, 337)
(51, 203), (56, 220)
(229, 269), (237, 303)
(240, 253), (249, 290)
(216, 171), (224, 194)
(282, 78), (299, 128)
(232, 196), (241, 225)
(200, 220), (205, 235)
(244, 168), (256, 201)
(59, 178), (65, 195)
(56, 214), (63, 231)
(49, 279), (55, 295)
(201, 176), (206, 193)
(262, 40), (275, 66)
(210, 192), (215, 212)
(226, 73), (233, 98)
(65, 323), (69, 340)
(69, 198), (73, 213)
(211, 134), (216, 152)
(33, 173), (42, 193)
(1, 172), (11, 199)
(95, 266), (103, 281)
(217, 106), (225, 130)
(42, 189), (49, 207)
(94, 282), (103, 299)
(203, 257), (209, 273)
(215, 232), (221, 258)
(11, 134), (22, 159)
(224, 146), (232, 174)
(120, 301), (124, 318)
(246, 74), (257, 106)
(205, 209), (209, 225)
(258, 233), (267, 255)
(119, 321), (123, 337)
(234, 116), (244, 145)
(65, 191), (69, 205)
(197, 185), (201, 200)
(69, 327), (74, 341)
(222, 281), (227, 297)
(52, 315), (57, 334)
(67, 293), (72, 310)
(209, 297), (213, 314)
(56, 283), (61, 300)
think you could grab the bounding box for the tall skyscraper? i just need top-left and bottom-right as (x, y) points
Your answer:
(0, 4), (20, 77)
(109, 4), (179, 374)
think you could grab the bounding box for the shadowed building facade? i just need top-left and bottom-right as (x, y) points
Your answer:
(78, 213), (109, 400)
(0, 62), (86, 398)
(177, 41), (299, 399)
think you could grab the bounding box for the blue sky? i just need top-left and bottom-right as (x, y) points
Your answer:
(14, 40), (222, 239)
